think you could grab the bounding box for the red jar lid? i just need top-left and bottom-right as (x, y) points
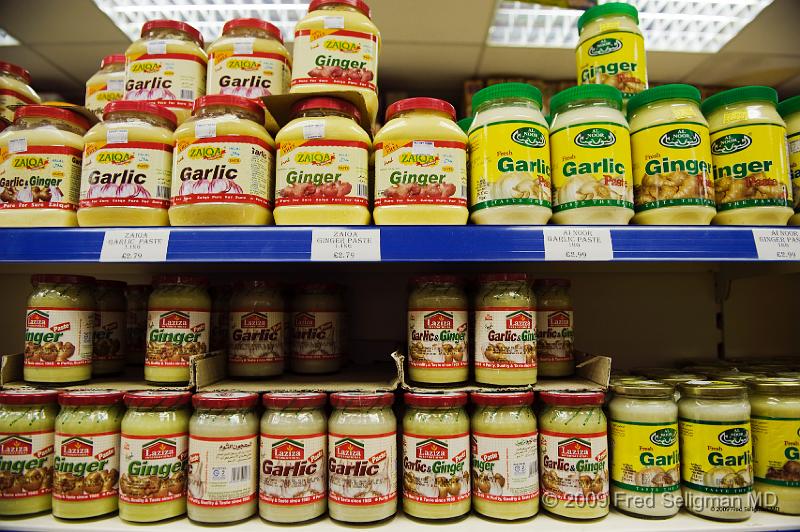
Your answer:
(124, 390), (192, 408)
(31, 274), (95, 285)
(0, 389), (59, 405)
(478, 273), (529, 283)
(58, 390), (124, 406)
(309, 0), (371, 18)
(405, 391), (467, 408)
(142, 19), (204, 46)
(223, 18), (283, 43)
(193, 94), (265, 122)
(103, 100), (177, 126)
(471, 391), (534, 407)
(263, 392), (327, 409)
(539, 391), (605, 406)
(291, 97), (361, 123)
(96, 279), (127, 289)
(330, 392), (394, 408)
(100, 54), (126, 69)
(0, 61), (32, 84)
(534, 278), (571, 288)
(14, 105), (90, 131)
(386, 97), (456, 122)
(193, 391), (259, 409)
(411, 275), (460, 285)
(153, 274), (208, 287)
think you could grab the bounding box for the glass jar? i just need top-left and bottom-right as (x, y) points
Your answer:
(468, 82), (552, 224)
(402, 392), (470, 520)
(407, 275), (468, 384)
(210, 284), (230, 353)
(678, 380), (754, 521)
(229, 280), (285, 378)
(84, 54), (125, 119)
(125, 284), (150, 365)
(0, 61), (40, 122)
(188, 392), (259, 523)
(78, 101), (176, 226)
(471, 391), (539, 520)
(274, 97), (371, 225)
(53, 390), (124, 519)
(708, 370), (762, 383)
(550, 84), (634, 224)
(259, 393), (327, 523)
(778, 96), (800, 225)
(373, 98), (468, 225)
(145, 274), (211, 385)
(328, 392), (396, 522)
(291, 283), (345, 374)
(24, 274), (96, 384)
(0, 105), (89, 226)
(207, 18), (291, 98)
(170, 95), (275, 226)
(92, 279), (127, 376)
(534, 278), (574, 377)
(0, 389), (59, 516)
(703, 86), (793, 226)
(119, 391), (192, 522)
(659, 373), (706, 400)
(539, 391), (608, 519)
(474, 273), (537, 385)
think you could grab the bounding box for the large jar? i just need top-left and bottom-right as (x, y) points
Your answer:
(119, 391), (192, 522)
(0, 389), (59, 516)
(703, 86), (793, 225)
(84, 54), (125, 120)
(53, 390), (124, 519)
(125, 284), (150, 365)
(534, 279), (574, 377)
(291, 283), (345, 374)
(259, 393), (327, 523)
(93, 279), (127, 376)
(0, 61), (40, 123)
(471, 391), (539, 520)
(328, 392), (397, 522)
(373, 98), (468, 225)
(778, 96), (800, 225)
(229, 280), (285, 378)
(0, 105), (89, 226)
(24, 274), (95, 384)
(474, 273), (537, 386)
(402, 392), (470, 520)
(407, 275), (468, 384)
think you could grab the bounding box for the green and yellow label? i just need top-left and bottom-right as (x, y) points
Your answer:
(679, 418), (753, 495)
(752, 415), (800, 488)
(576, 31), (647, 99)
(610, 420), (680, 493)
(787, 131), (800, 213)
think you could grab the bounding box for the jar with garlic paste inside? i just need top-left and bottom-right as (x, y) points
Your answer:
(0, 61), (40, 123)
(93, 279), (127, 376)
(229, 280), (285, 378)
(291, 283), (345, 374)
(778, 96), (800, 225)
(534, 279), (574, 377)
(126, 284), (150, 365)
(85, 54), (125, 120)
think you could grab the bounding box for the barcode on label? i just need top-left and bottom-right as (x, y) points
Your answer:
(180, 89), (194, 100)
(460, 185), (467, 198)
(156, 186), (170, 199)
(231, 465), (250, 483)
(357, 183), (368, 198)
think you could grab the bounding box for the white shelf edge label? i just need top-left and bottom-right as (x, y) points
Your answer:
(311, 229), (380, 262)
(752, 228), (800, 260)
(100, 229), (170, 262)
(543, 227), (613, 261)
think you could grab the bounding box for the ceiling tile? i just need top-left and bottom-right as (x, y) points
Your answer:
(372, 0), (496, 45)
(0, 0), (128, 44)
(380, 44), (481, 91)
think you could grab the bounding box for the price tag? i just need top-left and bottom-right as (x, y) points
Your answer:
(9, 138), (27, 153)
(233, 38), (254, 55)
(107, 79), (125, 92)
(302, 120), (325, 140)
(412, 141), (434, 155)
(543, 227), (613, 261)
(106, 129), (128, 144)
(195, 122), (217, 139)
(324, 16), (345, 29)
(100, 229), (170, 262)
(311, 229), (380, 261)
(147, 40), (167, 55)
(752, 229), (800, 260)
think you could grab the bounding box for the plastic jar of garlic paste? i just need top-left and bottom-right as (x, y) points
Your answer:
(328, 392), (397, 523)
(85, 54), (125, 120)
(126, 284), (150, 365)
(145, 274), (211, 385)
(703, 86), (793, 225)
(468, 82), (552, 224)
(0, 105), (89, 226)
(53, 390), (124, 519)
(291, 283), (345, 374)
(0, 389), (59, 516)
(171, 94), (275, 225)
(24, 274), (95, 384)
(229, 280), (285, 378)
(778, 96), (800, 225)
(119, 391), (192, 522)
(534, 279), (574, 377)
(207, 18), (291, 99)
(291, 0), (380, 124)
(628, 84), (716, 224)
(402, 392), (469, 520)
(274, 97), (370, 225)
(0, 61), (40, 123)
(373, 98), (468, 225)
(78, 101), (176, 226)
(124, 20), (207, 124)
(92, 279), (127, 376)
(259, 393), (327, 523)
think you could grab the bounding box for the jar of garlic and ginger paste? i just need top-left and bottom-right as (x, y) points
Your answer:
(259, 393), (327, 523)
(84, 54), (125, 120)
(407, 275), (468, 384)
(778, 96), (800, 225)
(534, 278), (574, 377)
(229, 280), (285, 378)
(125, 284), (150, 365)
(291, 283), (345, 374)
(92, 279), (127, 376)
(0, 61), (40, 122)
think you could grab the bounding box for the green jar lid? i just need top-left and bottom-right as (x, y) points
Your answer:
(550, 84), (623, 115)
(700, 85), (778, 116)
(457, 117), (473, 133)
(778, 95), (800, 118)
(577, 2), (639, 33)
(471, 82), (543, 113)
(626, 84), (701, 118)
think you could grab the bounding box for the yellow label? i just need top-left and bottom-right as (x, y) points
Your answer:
(0, 145), (82, 211)
(550, 122), (632, 212)
(468, 120), (551, 212)
(788, 132), (800, 213)
(631, 122), (715, 211)
(610, 421), (680, 493)
(124, 54), (206, 113)
(751, 416), (800, 488)
(207, 48), (290, 98)
(710, 123), (792, 211)
(576, 31), (647, 98)
(679, 418), (753, 495)
(85, 78), (124, 119)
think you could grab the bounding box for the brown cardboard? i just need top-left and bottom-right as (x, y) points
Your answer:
(260, 90), (372, 134)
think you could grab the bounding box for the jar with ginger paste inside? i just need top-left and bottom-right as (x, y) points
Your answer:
(0, 61), (40, 123)
(778, 96), (800, 225)
(92, 279), (127, 376)
(85, 55), (125, 120)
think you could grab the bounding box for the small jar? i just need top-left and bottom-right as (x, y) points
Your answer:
(207, 18), (291, 98)
(748, 377), (800, 515)
(259, 393), (327, 523)
(470, 391), (539, 520)
(678, 380), (754, 521)
(84, 54), (125, 119)
(328, 392), (397, 523)
(0, 105), (90, 226)
(778, 96), (800, 225)
(210, 284), (230, 352)
(170, 95), (276, 226)
(145, 274), (211, 385)
(291, 283), (345, 374)
(0, 61), (40, 123)
(373, 98), (468, 225)
(703, 86), (793, 226)
(119, 391), (192, 522)
(78, 100), (176, 226)
(534, 279), (574, 377)
(407, 275), (468, 384)
(53, 390), (124, 519)
(609, 381), (680, 518)
(474, 273), (537, 386)
(188, 392), (259, 523)
(92, 279), (127, 376)
(468, 82), (552, 224)
(24, 274), (96, 384)
(402, 392), (470, 520)
(539, 391), (608, 519)
(125, 284), (150, 365)
(274, 97), (371, 225)
(0, 389), (59, 516)
(229, 280), (285, 378)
